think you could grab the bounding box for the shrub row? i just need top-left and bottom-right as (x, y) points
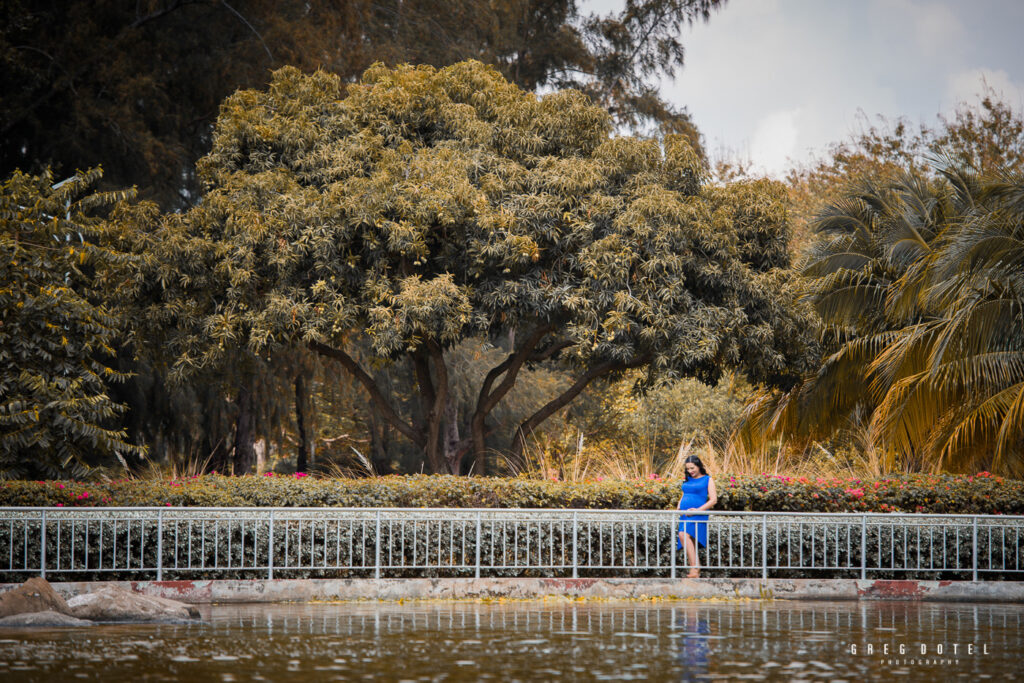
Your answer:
(0, 472), (1021, 514)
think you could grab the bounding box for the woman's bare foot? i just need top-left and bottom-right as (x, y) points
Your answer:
(687, 569), (700, 579)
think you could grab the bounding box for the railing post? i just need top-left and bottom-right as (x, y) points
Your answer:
(860, 515), (867, 580)
(762, 514), (768, 580)
(572, 512), (578, 579)
(156, 509), (164, 581)
(267, 510), (275, 580)
(972, 516), (978, 582)
(670, 511), (676, 579)
(375, 510), (381, 580)
(475, 511), (482, 579)
(40, 509), (47, 579)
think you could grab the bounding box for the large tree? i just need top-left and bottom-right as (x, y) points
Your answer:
(132, 61), (810, 474)
(2, 0), (721, 209)
(4, 0), (725, 472)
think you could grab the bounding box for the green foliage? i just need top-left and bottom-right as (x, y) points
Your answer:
(0, 168), (143, 478)
(136, 62), (811, 474)
(2, 0), (721, 209)
(557, 371), (752, 461)
(2, 472), (1021, 515)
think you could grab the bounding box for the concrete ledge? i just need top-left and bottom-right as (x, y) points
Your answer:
(3, 578), (1022, 604)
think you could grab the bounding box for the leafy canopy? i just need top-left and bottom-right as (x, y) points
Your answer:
(138, 61), (810, 472)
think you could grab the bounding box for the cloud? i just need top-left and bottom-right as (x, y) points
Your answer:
(868, 0), (965, 60)
(655, 0), (1023, 174)
(911, 2), (963, 56)
(945, 68), (1024, 108)
(749, 109), (801, 177)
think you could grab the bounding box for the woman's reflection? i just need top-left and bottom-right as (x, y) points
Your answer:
(676, 611), (711, 681)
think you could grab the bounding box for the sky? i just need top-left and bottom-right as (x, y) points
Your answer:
(589, 0), (1024, 176)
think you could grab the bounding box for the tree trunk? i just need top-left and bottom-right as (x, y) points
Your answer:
(310, 335), (588, 476)
(443, 393), (462, 474)
(368, 404), (393, 474)
(411, 348), (444, 472)
(295, 372), (310, 473)
(421, 343), (450, 474)
(232, 382), (256, 474)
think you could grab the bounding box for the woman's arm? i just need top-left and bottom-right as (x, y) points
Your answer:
(698, 478), (717, 511)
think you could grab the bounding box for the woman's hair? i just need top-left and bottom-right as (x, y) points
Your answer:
(683, 455), (708, 480)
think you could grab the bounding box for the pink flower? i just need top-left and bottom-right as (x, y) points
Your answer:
(56, 503), (64, 507)
(166, 502), (172, 506)
(263, 472), (275, 477)
(294, 472), (309, 479)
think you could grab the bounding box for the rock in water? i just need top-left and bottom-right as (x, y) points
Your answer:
(68, 585), (199, 623)
(0, 610), (93, 627)
(0, 578), (73, 617)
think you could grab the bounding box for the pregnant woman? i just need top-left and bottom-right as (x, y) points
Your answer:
(677, 455), (717, 578)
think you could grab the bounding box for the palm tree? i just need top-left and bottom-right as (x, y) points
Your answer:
(737, 159), (1024, 476)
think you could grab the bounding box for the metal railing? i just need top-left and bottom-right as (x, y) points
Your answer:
(1, 508), (1021, 581)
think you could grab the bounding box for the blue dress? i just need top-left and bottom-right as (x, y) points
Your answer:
(678, 475), (710, 546)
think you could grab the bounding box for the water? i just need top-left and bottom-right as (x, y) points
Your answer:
(0, 599), (1021, 681)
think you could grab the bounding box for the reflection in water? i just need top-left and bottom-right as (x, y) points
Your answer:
(0, 600), (1021, 681)
(675, 612), (710, 682)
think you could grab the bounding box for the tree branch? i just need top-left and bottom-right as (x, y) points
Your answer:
(511, 353), (651, 460)
(476, 326), (552, 415)
(3, 0), (202, 136)
(309, 341), (424, 447)
(130, 0), (196, 29)
(220, 0), (274, 63)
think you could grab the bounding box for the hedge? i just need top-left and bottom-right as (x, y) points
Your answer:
(1, 472), (1021, 514)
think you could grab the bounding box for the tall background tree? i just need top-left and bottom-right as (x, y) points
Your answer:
(2, 0), (721, 209)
